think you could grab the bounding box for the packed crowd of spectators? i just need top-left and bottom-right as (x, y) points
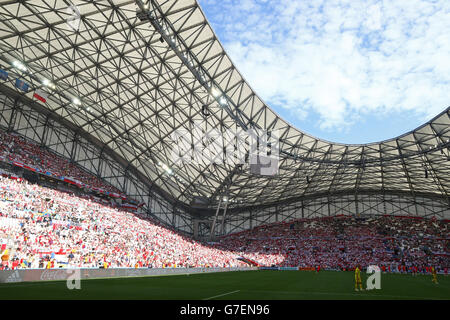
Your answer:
(216, 215), (449, 272)
(0, 130), (120, 193)
(0, 176), (246, 269)
(1, 172), (447, 272)
(0, 129), (448, 272)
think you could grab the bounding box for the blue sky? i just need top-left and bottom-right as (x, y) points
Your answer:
(198, 0), (450, 144)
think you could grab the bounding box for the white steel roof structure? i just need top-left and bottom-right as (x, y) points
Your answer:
(0, 1), (448, 231)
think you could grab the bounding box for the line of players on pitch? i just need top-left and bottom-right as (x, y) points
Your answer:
(314, 265), (440, 291)
(353, 265), (439, 291)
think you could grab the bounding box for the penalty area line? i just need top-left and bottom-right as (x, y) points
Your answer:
(202, 290), (240, 300)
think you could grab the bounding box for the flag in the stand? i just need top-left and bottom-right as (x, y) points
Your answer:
(12, 161), (24, 168)
(15, 78), (29, 92)
(63, 177), (83, 187)
(33, 88), (48, 103)
(122, 203), (138, 210)
(23, 164), (36, 172)
(0, 69), (8, 81)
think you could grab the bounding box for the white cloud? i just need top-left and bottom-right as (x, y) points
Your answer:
(200, 0), (450, 131)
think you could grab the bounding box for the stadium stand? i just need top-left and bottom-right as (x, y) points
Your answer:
(216, 215), (449, 272)
(0, 130), (123, 195)
(0, 130), (447, 272)
(0, 176), (247, 269)
(0, 172), (447, 272)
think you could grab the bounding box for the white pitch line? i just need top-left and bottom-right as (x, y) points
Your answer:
(203, 290), (240, 300)
(242, 289), (437, 300)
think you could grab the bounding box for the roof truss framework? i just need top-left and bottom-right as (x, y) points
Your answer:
(222, 192), (450, 236)
(0, 88), (194, 234)
(0, 0), (448, 223)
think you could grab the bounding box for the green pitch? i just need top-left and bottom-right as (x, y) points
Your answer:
(0, 270), (448, 300)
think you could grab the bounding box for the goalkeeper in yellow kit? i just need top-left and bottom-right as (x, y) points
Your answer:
(354, 266), (364, 291)
(431, 267), (438, 284)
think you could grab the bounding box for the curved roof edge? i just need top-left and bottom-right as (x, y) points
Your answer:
(194, 0), (449, 147)
(0, 0), (447, 209)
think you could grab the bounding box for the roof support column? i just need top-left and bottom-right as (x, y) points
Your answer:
(70, 132), (78, 163)
(7, 97), (18, 132)
(328, 196), (331, 216)
(40, 114), (50, 147)
(209, 197), (222, 240)
(220, 201), (229, 236)
(301, 200), (304, 218)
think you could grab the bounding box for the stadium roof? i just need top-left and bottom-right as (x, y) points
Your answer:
(0, 0), (449, 211)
